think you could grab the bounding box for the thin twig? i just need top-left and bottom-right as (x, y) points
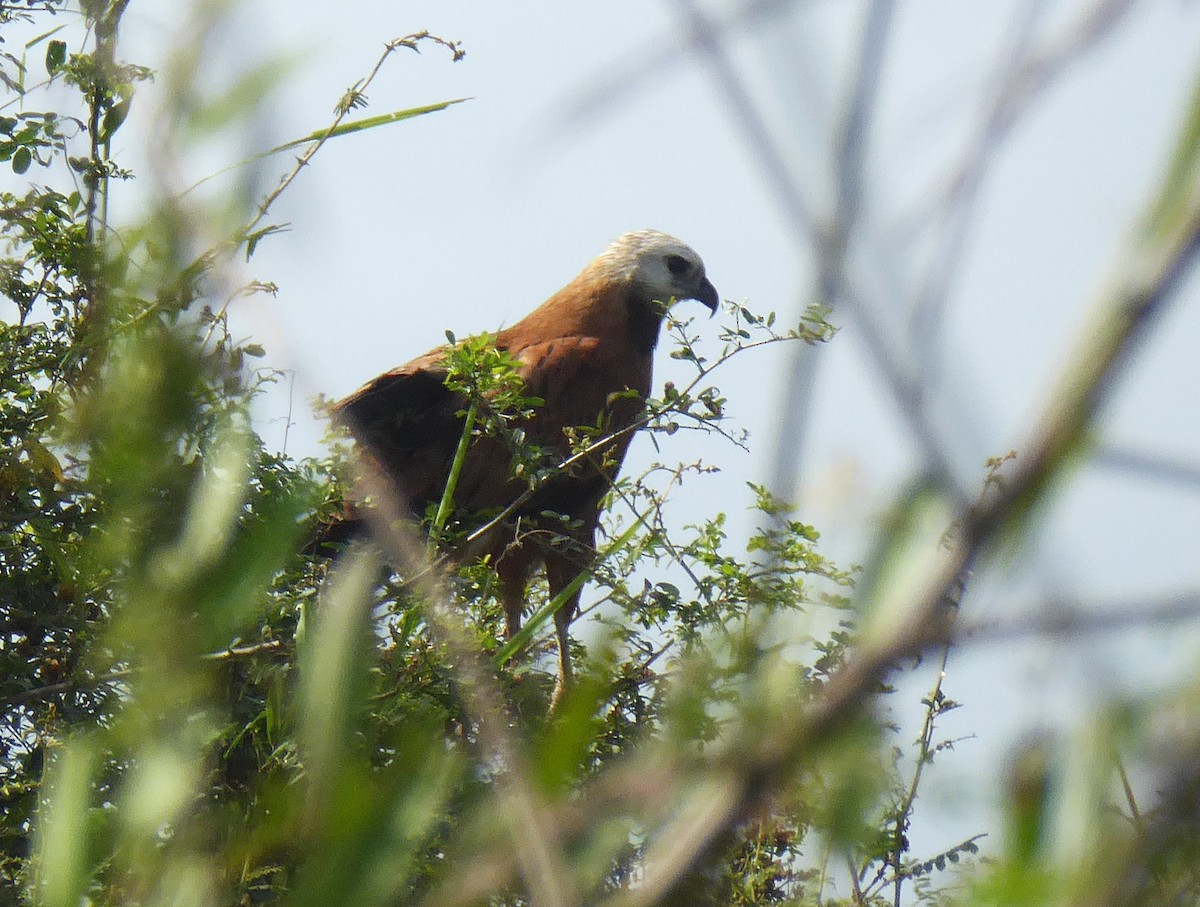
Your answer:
(1116, 754), (1144, 835)
(461, 326), (809, 554)
(0, 669), (129, 709)
(241, 32), (463, 252)
(201, 638), (285, 660)
(906, 0), (1137, 367)
(1092, 444), (1200, 491)
(889, 646), (953, 906)
(0, 638), (287, 710)
(547, 0), (805, 163)
(959, 590), (1200, 645)
(768, 0), (894, 518)
(846, 853), (865, 904)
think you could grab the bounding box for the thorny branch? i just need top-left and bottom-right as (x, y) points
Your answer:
(243, 32), (464, 255)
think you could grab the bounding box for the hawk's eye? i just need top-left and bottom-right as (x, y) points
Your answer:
(665, 254), (690, 278)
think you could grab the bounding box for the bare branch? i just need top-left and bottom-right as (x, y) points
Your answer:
(959, 590), (1200, 645)
(906, 0), (1138, 368)
(243, 32), (464, 254)
(1092, 444), (1200, 491)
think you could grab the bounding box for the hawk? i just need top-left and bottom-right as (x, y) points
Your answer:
(327, 230), (719, 704)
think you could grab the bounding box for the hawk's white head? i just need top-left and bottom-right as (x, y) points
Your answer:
(594, 229), (720, 314)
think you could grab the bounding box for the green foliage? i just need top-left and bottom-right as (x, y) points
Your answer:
(443, 331), (548, 475)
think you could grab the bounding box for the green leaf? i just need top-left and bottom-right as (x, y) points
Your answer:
(45, 39), (67, 74)
(182, 98), (470, 198)
(33, 737), (99, 907)
(12, 146), (31, 174)
(99, 98), (130, 144)
(297, 547), (379, 782)
(244, 222), (290, 260)
(269, 98), (470, 154)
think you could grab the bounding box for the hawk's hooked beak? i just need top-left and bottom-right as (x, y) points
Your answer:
(695, 277), (720, 316)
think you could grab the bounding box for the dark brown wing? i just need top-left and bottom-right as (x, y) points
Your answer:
(334, 347), (466, 513)
(330, 329), (650, 542)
